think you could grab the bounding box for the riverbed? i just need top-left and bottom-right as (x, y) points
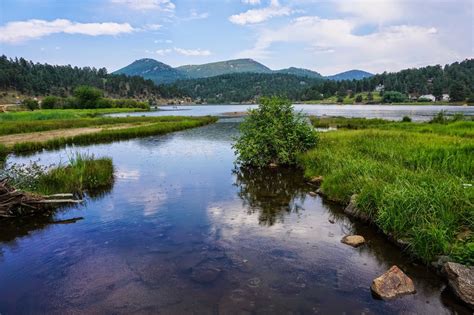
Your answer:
(0, 106), (472, 314)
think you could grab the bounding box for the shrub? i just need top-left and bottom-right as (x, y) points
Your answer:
(73, 85), (103, 108)
(233, 96), (318, 167)
(382, 91), (407, 103)
(401, 116), (412, 122)
(22, 98), (39, 111)
(41, 96), (62, 109)
(355, 95), (363, 103)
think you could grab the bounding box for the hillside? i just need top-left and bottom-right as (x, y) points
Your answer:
(327, 70), (373, 81)
(113, 58), (186, 84)
(275, 67), (322, 79)
(173, 72), (321, 103)
(176, 58), (272, 78)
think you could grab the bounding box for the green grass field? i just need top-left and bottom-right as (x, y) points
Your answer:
(299, 118), (474, 265)
(0, 108), (148, 121)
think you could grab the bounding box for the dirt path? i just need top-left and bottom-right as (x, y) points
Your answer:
(0, 123), (152, 146)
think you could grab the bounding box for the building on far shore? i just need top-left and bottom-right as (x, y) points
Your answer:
(442, 94), (450, 101)
(418, 94), (436, 102)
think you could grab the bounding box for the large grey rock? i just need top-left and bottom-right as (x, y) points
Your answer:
(443, 262), (474, 308)
(344, 194), (370, 222)
(371, 265), (416, 299)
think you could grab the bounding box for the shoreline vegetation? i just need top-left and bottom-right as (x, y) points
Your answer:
(0, 108), (217, 162)
(0, 154), (114, 217)
(299, 115), (473, 266)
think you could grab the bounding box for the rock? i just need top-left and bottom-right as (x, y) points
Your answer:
(341, 235), (365, 247)
(191, 266), (222, 284)
(344, 194), (370, 222)
(309, 176), (324, 185)
(430, 255), (451, 271)
(308, 191), (317, 197)
(371, 265), (416, 299)
(269, 163), (278, 168)
(443, 262), (474, 308)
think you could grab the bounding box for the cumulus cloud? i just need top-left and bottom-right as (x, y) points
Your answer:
(155, 48), (172, 55)
(109, 0), (175, 11)
(174, 47), (211, 56)
(336, 0), (404, 24)
(229, 0), (293, 25)
(143, 23), (162, 30)
(236, 15), (459, 73)
(242, 0), (261, 5)
(0, 19), (134, 44)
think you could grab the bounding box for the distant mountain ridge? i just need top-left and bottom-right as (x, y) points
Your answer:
(113, 58), (372, 84)
(326, 70), (373, 81)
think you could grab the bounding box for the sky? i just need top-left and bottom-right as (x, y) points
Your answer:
(0, 0), (472, 75)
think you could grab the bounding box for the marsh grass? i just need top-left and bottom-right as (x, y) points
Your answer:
(34, 153), (114, 195)
(299, 119), (474, 264)
(0, 108), (147, 121)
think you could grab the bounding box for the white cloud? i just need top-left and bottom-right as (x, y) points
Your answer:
(154, 39), (172, 44)
(229, 0), (293, 25)
(109, 0), (175, 11)
(145, 23), (162, 30)
(187, 10), (209, 20)
(174, 47), (211, 56)
(237, 15), (459, 73)
(0, 19), (134, 44)
(156, 48), (172, 55)
(336, 0), (403, 24)
(242, 0), (261, 5)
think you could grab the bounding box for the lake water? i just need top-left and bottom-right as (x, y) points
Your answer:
(115, 104), (474, 121)
(0, 107), (472, 314)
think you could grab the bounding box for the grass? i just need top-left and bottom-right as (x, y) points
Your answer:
(0, 108), (148, 121)
(33, 153), (114, 195)
(299, 118), (474, 265)
(303, 92), (462, 105)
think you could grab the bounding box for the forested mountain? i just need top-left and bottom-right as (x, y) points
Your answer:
(113, 58), (185, 84)
(274, 67), (322, 78)
(327, 70), (373, 81)
(176, 58), (272, 78)
(115, 58), (368, 84)
(169, 73), (320, 103)
(0, 55), (177, 100)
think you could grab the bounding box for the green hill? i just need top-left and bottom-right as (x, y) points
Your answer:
(275, 67), (322, 79)
(113, 58), (186, 84)
(327, 70), (373, 81)
(176, 58), (272, 78)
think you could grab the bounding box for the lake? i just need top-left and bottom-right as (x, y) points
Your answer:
(116, 104), (474, 121)
(0, 106), (472, 314)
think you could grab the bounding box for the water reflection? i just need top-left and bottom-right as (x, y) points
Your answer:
(233, 166), (310, 226)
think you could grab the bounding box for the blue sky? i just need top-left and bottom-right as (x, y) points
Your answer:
(0, 0), (472, 75)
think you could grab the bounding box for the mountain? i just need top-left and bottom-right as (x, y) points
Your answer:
(114, 58), (372, 84)
(275, 67), (322, 79)
(327, 70), (373, 81)
(176, 58), (272, 79)
(113, 58), (186, 84)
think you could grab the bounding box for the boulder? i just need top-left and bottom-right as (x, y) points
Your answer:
(344, 194), (370, 222)
(443, 262), (474, 308)
(371, 265), (416, 299)
(308, 191), (317, 197)
(341, 235), (365, 247)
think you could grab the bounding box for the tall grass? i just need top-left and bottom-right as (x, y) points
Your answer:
(0, 108), (147, 122)
(10, 116), (217, 155)
(33, 153), (114, 195)
(299, 120), (474, 265)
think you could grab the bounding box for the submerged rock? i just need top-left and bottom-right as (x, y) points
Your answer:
(344, 194), (370, 222)
(443, 262), (474, 308)
(191, 266), (222, 284)
(308, 191), (317, 197)
(341, 235), (365, 247)
(371, 265), (416, 299)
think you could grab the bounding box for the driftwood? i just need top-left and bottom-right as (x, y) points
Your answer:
(0, 179), (80, 218)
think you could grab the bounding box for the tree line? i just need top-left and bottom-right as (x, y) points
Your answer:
(0, 55), (177, 101)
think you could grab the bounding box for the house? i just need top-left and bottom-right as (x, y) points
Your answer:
(442, 94), (450, 101)
(418, 94), (436, 102)
(375, 84), (384, 92)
